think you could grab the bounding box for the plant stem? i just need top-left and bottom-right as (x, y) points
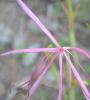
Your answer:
(67, 0), (76, 100)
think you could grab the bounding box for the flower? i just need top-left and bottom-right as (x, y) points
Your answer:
(1, 0), (90, 100)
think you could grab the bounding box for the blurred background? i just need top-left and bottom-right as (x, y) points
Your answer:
(0, 0), (90, 100)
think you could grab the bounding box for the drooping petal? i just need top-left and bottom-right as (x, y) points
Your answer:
(28, 54), (58, 98)
(35, 53), (55, 78)
(16, 0), (60, 47)
(30, 53), (55, 82)
(16, 53), (57, 100)
(65, 50), (90, 80)
(0, 48), (58, 56)
(73, 58), (90, 80)
(58, 54), (63, 100)
(17, 54), (49, 88)
(64, 53), (90, 99)
(72, 48), (90, 59)
(63, 47), (90, 60)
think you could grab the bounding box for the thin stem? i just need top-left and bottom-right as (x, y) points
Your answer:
(65, 0), (76, 99)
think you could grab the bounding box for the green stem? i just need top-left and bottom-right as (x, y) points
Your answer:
(67, 0), (73, 13)
(69, 30), (76, 47)
(67, 0), (76, 100)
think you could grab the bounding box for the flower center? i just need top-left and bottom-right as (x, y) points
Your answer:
(58, 47), (65, 53)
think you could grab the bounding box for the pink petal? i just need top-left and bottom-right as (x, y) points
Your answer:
(75, 59), (90, 80)
(58, 54), (63, 100)
(16, 0), (60, 47)
(0, 48), (58, 56)
(18, 53), (56, 100)
(31, 53), (54, 80)
(72, 48), (90, 59)
(29, 54), (58, 98)
(66, 50), (90, 80)
(34, 53), (55, 77)
(18, 55), (51, 87)
(64, 53), (90, 99)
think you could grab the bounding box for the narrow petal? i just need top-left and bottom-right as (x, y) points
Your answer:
(29, 54), (58, 98)
(16, 0), (60, 47)
(64, 53), (90, 99)
(0, 48), (58, 56)
(63, 47), (90, 60)
(17, 53), (56, 99)
(66, 50), (90, 80)
(58, 54), (63, 100)
(72, 48), (90, 59)
(65, 47), (90, 79)
(30, 53), (55, 81)
(35, 53), (55, 77)
(18, 54), (50, 87)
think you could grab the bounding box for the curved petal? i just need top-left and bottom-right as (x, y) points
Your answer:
(0, 48), (58, 56)
(70, 47), (90, 59)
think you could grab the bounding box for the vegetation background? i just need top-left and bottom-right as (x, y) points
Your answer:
(0, 0), (90, 100)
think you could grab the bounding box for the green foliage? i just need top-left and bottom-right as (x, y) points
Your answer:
(54, 0), (62, 16)
(77, 0), (89, 21)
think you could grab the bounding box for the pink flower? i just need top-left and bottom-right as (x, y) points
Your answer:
(1, 0), (90, 99)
